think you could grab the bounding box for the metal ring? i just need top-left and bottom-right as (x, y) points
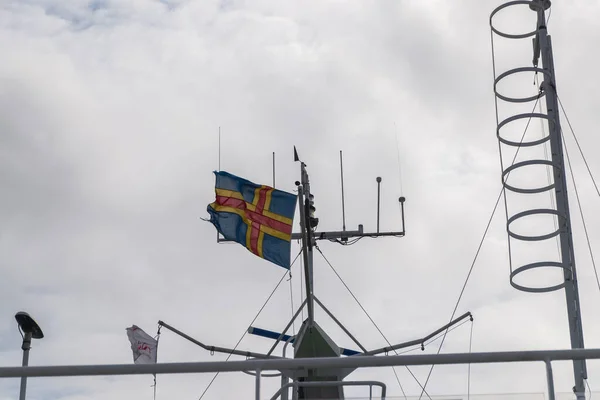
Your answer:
(507, 208), (563, 242)
(494, 67), (549, 103)
(490, 1), (539, 39)
(510, 261), (568, 293)
(502, 159), (557, 194)
(497, 112), (553, 147)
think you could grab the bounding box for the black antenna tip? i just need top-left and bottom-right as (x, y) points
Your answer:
(376, 177), (382, 183)
(293, 146), (300, 162)
(399, 196), (406, 203)
(295, 181), (301, 186)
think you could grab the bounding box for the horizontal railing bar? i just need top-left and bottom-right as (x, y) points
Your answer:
(1, 348), (600, 378)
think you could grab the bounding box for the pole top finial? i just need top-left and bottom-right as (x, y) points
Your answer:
(529, 0), (551, 11)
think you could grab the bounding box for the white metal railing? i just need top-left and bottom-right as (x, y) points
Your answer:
(269, 380), (386, 400)
(1, 348), (600, 400)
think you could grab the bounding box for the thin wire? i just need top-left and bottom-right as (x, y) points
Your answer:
(417, 91), (541, 397)
(562, 130), (600, 295)
(416, 188), (496, 399)
(300, 248), (305, 322)
(585, 379), (592, 399)
(467, 319), (474, 400)
(152, 325), (162, 400)
(394, 122), (404, 195)
(288, 270), (296, 336)
(415, 27), (542, 398)
(316, 246), (429, 400)
(536, 73), (561, 257)
(557, 96), (600, 198)
(490, 22), (514, 279)
(198, 252), (301, 400)
(340, 150), (347, 232)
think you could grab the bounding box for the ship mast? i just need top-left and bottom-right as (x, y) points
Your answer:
(533, 2), (587, 396)
(491, 1), (587, 398)
(295, 147), (316, 326)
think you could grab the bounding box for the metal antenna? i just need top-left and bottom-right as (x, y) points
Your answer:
(339, 151), (347, 233)
(376, 177), (382, 233)
(217, 126), (221, 243)
(213, 145), (408, 400)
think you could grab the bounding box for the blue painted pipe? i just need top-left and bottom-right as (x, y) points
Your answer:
(247, 327), (294, 343)
(341, 348), (361, 356)
(247, 326), (361, 356)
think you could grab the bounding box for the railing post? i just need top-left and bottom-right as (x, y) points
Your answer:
(545, 360), (556, 400)
(256, 369), (261, 400)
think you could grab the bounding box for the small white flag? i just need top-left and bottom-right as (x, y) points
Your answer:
(126, 325), (158, 364)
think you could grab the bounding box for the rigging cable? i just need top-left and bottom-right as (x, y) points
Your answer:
(416, 28), (544, 399)
(585, 379), (592, 399)
(417, 94), (543, 400)
(561, 124), (600, 295)
(490, 23), (515, 278)
(467, 317), (474, 400)
(315, 245), (430, 400)
(197, 250), (302, 400)
(300, 248), (305, 321)
(557, 96), (600, 198)
(288, 270), (296, 336)
(535, 73), (561, 258)
(152, 324), (162, 400)
(558, 96), (600, 293)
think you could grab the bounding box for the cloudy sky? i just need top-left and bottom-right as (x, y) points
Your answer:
(2, 0), (600, 399)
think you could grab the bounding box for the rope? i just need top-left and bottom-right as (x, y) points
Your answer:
(316, 245), (431, 400)
(197, 251), (302, 400)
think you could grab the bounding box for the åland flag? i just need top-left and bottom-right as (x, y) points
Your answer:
(207, 171), (297, 269)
